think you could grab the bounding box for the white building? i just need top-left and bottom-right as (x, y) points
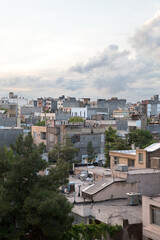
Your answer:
(71, 107), (87, 119)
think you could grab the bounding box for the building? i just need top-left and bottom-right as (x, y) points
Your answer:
(97, 98), (126, 117)
(113, 109), (130, 119)
(71, 107), (87, 119)
(143, 195), (160, 240)
(32, 126), (47, 150)
(0, 127), (23, 147)
(46, 126), (60, 152)
(63, 97), (79, 112)
(110, 143), (160, 170)
(87, 107), (109, 120)
(0, 103), (18, 118)
(147, 95), (160, 118)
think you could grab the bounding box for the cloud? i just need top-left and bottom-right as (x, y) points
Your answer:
(1, 13), (160, 101)
(66, 13), (160, 100)
(131, 12), (160, 62)
(69, 45), (129, 73)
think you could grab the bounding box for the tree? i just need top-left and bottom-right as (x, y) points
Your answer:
(128, 129), (154, 149)
(35, 120), (45, 126)
(68, 116), (84, 122)
(104, 127), (117, 167)
(0, 133), (73, 240)
(104, 127), (130, 167)
(49, 138), (78, 166)
(87, 141), (95, 162)
(64, 222), (122, 240)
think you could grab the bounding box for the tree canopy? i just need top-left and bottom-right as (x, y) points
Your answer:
(0, 133), (73, 240)
(87, 141), (96, 162)
(48, 138), (78, 165)
(68, 116), (84, 122)
(128, 129), (154, 149)
(104, 127), (130, 167)
(35, 120), (45, 126)
(64, 222), (122, 240)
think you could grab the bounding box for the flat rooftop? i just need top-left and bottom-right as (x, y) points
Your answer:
(128, 168), (160, 175)
(72, 199), (142, 225)
(74, 166), (111, 176)
(147, 194), (160, 203)
(110, 150), (136, 155)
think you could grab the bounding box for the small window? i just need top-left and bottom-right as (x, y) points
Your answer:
(114, 157), (119, 165)
(33, 132), (37, 139)
(41, 132), (46, 140)
(128, 159), (135, 167)
(138, 153), (143, 163)
(151, 205), (160, 226)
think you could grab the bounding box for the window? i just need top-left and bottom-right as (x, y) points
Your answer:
(151, 206), (160, 226)
(114, 157), (119, 165)
(33, 132), (37, 139)
(138, 153), (143, 163)
(128, 159), (135, 167)
(40, 132), (46, 140)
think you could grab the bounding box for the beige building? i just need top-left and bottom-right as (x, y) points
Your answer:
(32, 126), (47, 148)
(110, 143), (160, 170)
(143, 195), (160, 240)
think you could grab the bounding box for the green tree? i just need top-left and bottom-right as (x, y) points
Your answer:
(128, 129), (154, 149)
(49, 138), (78, 166)
(0, 133), (73, 240)
(104, 127), (130, 167)
(35, 120), (45, 126)
(64, 222), (122, 240)
(87, 141), (95, 162)
(104, 127), (117, 167)
(69, 116), (84, 122)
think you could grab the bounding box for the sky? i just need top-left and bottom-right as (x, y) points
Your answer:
(0, 0), (160, 101)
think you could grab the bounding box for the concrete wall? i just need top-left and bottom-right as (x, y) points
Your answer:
(92, 181), (138, 202)
(0, 103), (18, 118)
(73, 133), (105, 161)
(127, 172), (160, 196)
(20, 106), (42, 115)
(55, 110), (71, 120)
(116, 119), (128, 131)
(0, 128), (23, 147)
(87, 107), (108, 119)
(46, 126), (60, 152)
(146, 148), (160, 168)
(63, 98), (79, 108)
(0, 117), (17, 127)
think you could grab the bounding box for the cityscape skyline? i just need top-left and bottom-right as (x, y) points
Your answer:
(0, 0), (160, 101)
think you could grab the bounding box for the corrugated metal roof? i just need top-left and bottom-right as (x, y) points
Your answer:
(144, 143), (160, 152)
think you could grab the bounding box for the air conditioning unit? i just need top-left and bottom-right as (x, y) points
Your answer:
(116, 164), (128, 172)
(126, 192), (140, 205)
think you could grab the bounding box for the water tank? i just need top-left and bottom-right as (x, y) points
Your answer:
(126, 192), (140, 205)
(68, 182), (75, 193)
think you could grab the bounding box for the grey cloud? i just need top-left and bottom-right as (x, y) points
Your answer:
(131, 14), (160, 62)
(94, 75), (131, 94)
(69, 45), (129, 73)
(55, 78), (85, 91)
